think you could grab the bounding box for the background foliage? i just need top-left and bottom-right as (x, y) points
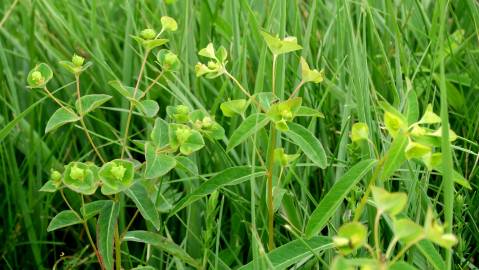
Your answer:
(0, 0), (478, 269)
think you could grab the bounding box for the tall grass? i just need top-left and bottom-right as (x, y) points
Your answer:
(1, 0), (478, 269)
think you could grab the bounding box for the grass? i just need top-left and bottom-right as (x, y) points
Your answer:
(1, 0), (479, 269)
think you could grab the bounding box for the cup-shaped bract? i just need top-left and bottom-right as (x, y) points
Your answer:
(27, 63), (53, 88)
(333, 222), (368, 255)
(99, 159), (135, 195)
(161, 16), (178, 32)
(63, 162), (99, 195)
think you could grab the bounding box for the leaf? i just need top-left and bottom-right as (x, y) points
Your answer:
(123, 231), (201, 269)
(63, 162), (99, 195)
(305, 159), (377, 237)
(124, 182), (161, 230)
(75, 94), (112, 116)
(151, 118), (170, 147)
(226, 113), (270, 151)
(80, 200), (111, 220)
(47, 210), (83, 231)
(198, 43), (216, 59)
(284, 122), (327, 169)
(393, 218), (424, 244)
(180, 129), (204, 155)
(419, 104), (441, 124)
(238, 236), (332, 270)
(220, 99), (248, 117)
(137, 100), (159, 118)
(389, 261), (419, 270)
(98, 201), (119, 270)
(416, 240), (446, 270)
(144, 142), (176, 179)
(406, 90), (419, 125)
(108, 80), (143, 100)
(260, 31), (302, 56)
(45, 107), (79, 133)
(295, 106), (324, 118)
(371, 187), (408, 216)
(170, 166), (266, 216)
(351, 122), (369, 142)
(39, 180), (58, 192)
(143, 38), (169, 51)
(300, 57), (324, 83)
(380, 131), (408, 181)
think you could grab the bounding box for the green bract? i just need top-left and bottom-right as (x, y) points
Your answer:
(72, 54), (85, 67)
(63, 162), (99, 195)
(274, 148), (299, 167)
(351, 122), (369, 142)
(169, 124), (205, 155)
(132, 29), (169, 51)
(27, 63), (53, 88)
(300, 57), (324, 83)
(99, 159), (135, 195)
(261, 31), (302, 56)
(371, 187), (407, 216)
(166, 105), (190, 123)
(333, 222), (367, 255)
(161, 16), (178, 32)
(59, 54), (92, 75)
(267, 97), (302, 131)
(157, 49), (180, 71)
(424, 208), (458, 248)
(190, 111), (225, 140)
(195, 43), (228, 78)
(140, 28), (156, 40)
(220, 99), (248, 117)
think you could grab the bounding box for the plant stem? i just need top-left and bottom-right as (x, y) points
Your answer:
(390, 237), (424, 264)
(266, 126), (277, 251)
(75, 75), (106, 163)
(139, 70), (165, 100)
(385, 237), (398, 259)
(272, 54), (277, 96)
(114, 194), (121, 270)
(288, 80), (304, 100)
(353, 156), (385, 222)
(224, 71), (266, 112)
(374, 210), (382, 259)
(121, 50), (150, 158)
(43, 87), (74, 112)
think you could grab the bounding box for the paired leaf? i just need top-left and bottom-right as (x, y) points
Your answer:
(75, 94), (112, 116)
(220, 99), (248, 117)
(45, 107), (79, 133)
(260, 31), (302, 56)
(47, 210), (82, 231)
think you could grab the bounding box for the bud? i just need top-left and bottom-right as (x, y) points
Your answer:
(70, 164), (85, 181)
(50, 170), (62, 182)
(176, 127), (192, 144)
(161, 16), (178, 32)
(176, 105), (189, 115)
(202, 116), (213, 128)
(164, 51), (179, 69)
(31, 71), (44, 84)
(111, 163), (126, 181)
(72, 54), (85, 67)
(281, 109), (293, 121)
(140, 28), (156, 40)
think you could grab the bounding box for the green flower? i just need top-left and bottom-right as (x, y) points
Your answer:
(99, 159), (135, 195)
(63, 162), (99, 195)
(140, 28), (156, 40)
(27, 63), (53, 88)
(72, 54), (85, 67)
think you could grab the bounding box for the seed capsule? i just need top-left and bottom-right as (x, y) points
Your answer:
(72, 54), (85, 67)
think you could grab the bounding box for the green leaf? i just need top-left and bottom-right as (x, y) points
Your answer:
(198, 43), (216, 59)
(380, 101), (407, 138)
(295, 106), (324, 118)
(124, 182), (161, 230)
(226, 113), (270, 151)
(143, 38), (169, 50)
(170, 166), (266, 216)
(260, 31), (302, 56)
(267, 97), (302, 122)
(108, 80), (143, 100)
(80, 200), (111, 220)
(47, 210), (83, 231)
(39, 180), (58, 192)
(416, 240), (446, 270)
(380, 131), (408, 181)
(137, 100), (159, 118)
(75, 94), (112, 116)
(389, 261), (419, 270)
(97, 201), (119, 270)
(406, 90), (419, 125)
(238, 236), (332, 270)
(144, 142), (176, 179)
(220, 99), (248, 117)
(305, 159), (377, 237)
(169, 124), (205, 155)
(372, 187), (408, 216)
(300, 57), (324, 83)
(45, 107), (79, 133)
(393, 218), (424, 243)
(405, 141), (431, 160)
(123, 231), (201, 269)
(419, 104), (441, 124)
(284, 122), (327, 169)
(151, 118), (169, 147)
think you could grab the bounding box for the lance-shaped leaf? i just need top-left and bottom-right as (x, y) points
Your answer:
(45, 107), (80, 133)
(380, 131), (408, 181)
(97, 201), (119, 270)
(284, 122), (327, 168)
(47, 210), (83, 231)
(227, 113), (270, 151)
(124, 182), (161, 230)
(305, 159), (377, 237)
(170, 166), (266, 216)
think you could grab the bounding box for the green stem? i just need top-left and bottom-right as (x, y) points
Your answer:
(121, 50), (150, 158)
(114, 194), (121, 270)
(374, 210), (382, 259)
(390, 236), (424, 264)
(288, 80), (304, 100)
(266, 126), (277, 251)
(272, 54), (277, 96)
(224, 71), (266, 112)
(353, 156), (385, 222)
(75, 75), (106, 163)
